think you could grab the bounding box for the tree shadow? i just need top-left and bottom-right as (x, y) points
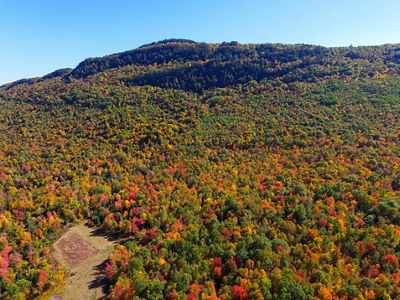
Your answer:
(88, 259), (111, 299)
(89, 226), (121, 243)
(89, 226), (135, 244)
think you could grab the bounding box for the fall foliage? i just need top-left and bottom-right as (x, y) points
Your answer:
(0, 40), (400, 299)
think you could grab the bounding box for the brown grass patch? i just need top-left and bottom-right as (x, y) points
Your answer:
(57, 232), (98, 265)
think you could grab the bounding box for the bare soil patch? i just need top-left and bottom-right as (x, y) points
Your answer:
(57, 232), (98, 265)
(49, 222), (114, 300)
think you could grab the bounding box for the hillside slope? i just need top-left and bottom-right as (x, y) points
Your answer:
(0, 40), (399, 299)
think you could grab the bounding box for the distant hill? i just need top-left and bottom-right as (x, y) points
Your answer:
(5, 40), (400, 92)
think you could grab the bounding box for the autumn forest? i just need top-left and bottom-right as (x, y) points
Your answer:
(0, 40), (400, 299)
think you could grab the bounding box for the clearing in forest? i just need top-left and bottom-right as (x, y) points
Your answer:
(49, 223), (114, 300)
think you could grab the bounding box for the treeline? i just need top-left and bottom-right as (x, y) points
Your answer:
(5, 41), (400, 93)
(68, 41), (400, 83)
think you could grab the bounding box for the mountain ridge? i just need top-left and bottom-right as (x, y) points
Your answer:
(4, 39), (400, 92)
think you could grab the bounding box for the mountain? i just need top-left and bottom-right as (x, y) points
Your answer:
(0, 40), (399, 299)
(6, 40), (400, 92)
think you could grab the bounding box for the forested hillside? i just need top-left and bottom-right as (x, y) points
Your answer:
(0, 40), (399, 299)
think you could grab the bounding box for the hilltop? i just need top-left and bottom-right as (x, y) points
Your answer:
(5, 40), (400, 92)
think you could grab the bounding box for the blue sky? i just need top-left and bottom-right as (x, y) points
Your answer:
(1, 0), (400, 84)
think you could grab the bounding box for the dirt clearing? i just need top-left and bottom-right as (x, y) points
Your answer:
(49, 222), (114, 300)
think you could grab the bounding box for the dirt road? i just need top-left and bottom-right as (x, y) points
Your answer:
(49, 223), (114, 300)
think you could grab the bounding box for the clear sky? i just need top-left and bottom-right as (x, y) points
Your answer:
(1, 0), (400, 84)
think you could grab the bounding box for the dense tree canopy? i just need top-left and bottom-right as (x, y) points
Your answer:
(0, 40), (399, 299)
